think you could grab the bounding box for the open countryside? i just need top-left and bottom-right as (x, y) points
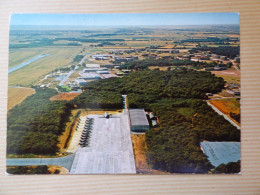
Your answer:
(7, 13), (240, 175)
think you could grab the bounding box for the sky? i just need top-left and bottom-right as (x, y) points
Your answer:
(10, 13), (239, 26)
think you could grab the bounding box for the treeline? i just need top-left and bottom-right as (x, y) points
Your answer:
(73, 54), (84, 62)
(212, 160), (240, 173)
(7, 88), (73, 155)
(10, 36), (126, 49)
(9, 38), (82, 49)
(189, 46), (240, 58)
(54, 37), (125, 42)
(71, 80), (123, 109)
(145, 99), (240, 173)
(121, 59), (225, 71)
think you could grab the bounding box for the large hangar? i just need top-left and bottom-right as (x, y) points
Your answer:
(129, 109), (149, 132)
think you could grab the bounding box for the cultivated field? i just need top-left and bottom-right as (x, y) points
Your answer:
(211, 70), (240, 84)
(209, 98), (240, 115)
(8, 46), (82, 86)
(8, 87), (35, 110)
(50, 92), (81, 101)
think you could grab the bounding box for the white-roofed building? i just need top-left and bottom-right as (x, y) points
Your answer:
(129, 109), (150, 132)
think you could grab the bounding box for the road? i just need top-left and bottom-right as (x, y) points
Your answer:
(6, 154), (75, 171)
(229, 59), (240, 72)
(58, 70), (74, 86)
(79, 53), (91, 65)
(206, 101), (240, 130)
(59, 53), (92, 86)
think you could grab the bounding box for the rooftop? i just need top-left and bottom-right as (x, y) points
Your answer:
(129, 109), (149, 126)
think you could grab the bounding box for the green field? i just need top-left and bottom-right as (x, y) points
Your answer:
(9, 46), (82, 86)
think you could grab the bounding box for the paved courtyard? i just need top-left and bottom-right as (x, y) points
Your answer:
(70, 113), (136, 174)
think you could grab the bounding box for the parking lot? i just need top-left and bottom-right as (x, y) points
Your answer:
(70, 113), (136, 174)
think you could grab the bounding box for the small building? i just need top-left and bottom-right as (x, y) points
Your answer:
(97, 70), (110, 74)
(151, 120), (158, 127)
(85, 64), (100, 68)
(101, 74), (118, 79)
(115, 72), (124, 76)
(75, 78), (87, 86)
(83, 68), (100, 72)
(101, 64), (115, 69)
(129, 109), (150, 132)
(122, 69), (131, 74)
(149, 113), (156, 120)
(78, 73), (101, 80)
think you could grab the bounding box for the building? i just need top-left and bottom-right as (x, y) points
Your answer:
(75, 78), (87, 86)
(101, 64), (115, 69)
(151, 120), (158, 127)
(129, 109), (150, 132)
(122, 69), (131, 74)
(101, 74), (118, 79)
(85, 64), (100, 68)
(97, 70), (110, 74)
(78, 73), (101, 80)
(83, 68), (100, 72)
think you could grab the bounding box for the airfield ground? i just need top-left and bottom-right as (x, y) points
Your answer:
(70, 113), (136, 174)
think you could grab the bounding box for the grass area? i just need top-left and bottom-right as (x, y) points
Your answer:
(60, 85), (71, 92)
(9, 48), (47, 68)
(210, 98), (240, 124)
(8, 46), (82, 86)
(131, 134), (169, 174)
(177, 107), (196, 117)
(69, 71), (81, 78)
(8, 87), (35, 110)
(211, 70), (240, 85)
(217, 75), (240, 84)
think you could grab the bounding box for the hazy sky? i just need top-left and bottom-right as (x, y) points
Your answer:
(10, 13), (239, 26)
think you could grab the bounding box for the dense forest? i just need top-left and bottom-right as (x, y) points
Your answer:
(120, 59), (229, 71)
(7, 165), (52, 174)
(7, 88), (73, 155)
(72, 69), (225, 109)
(212, 160), (240, 173)
(189, 46), (240, 58)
